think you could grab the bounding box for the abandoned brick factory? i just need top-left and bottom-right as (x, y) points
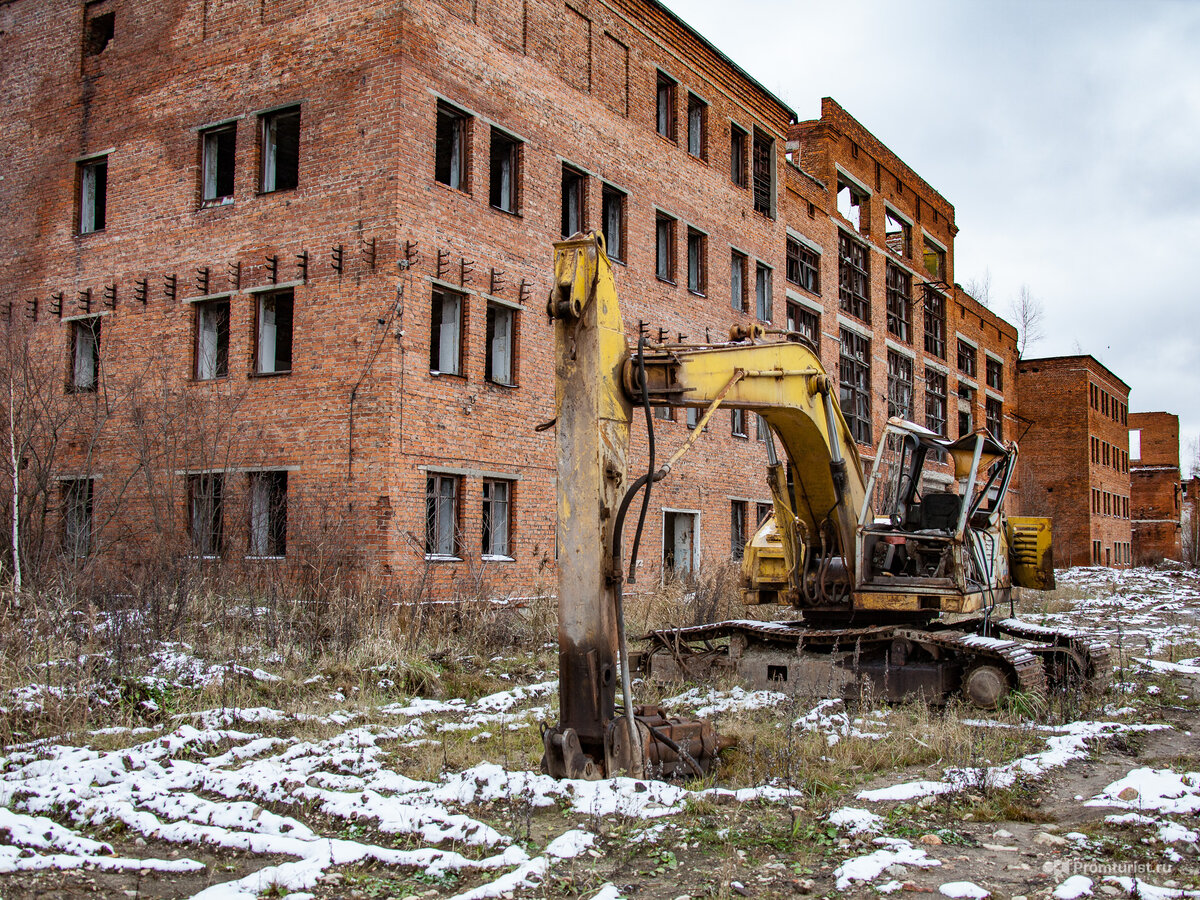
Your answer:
(0, 0), (1184, 585)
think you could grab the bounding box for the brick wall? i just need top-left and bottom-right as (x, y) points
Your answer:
(1017, 356), (1131, 568)
(1128, 411), (1182, 563)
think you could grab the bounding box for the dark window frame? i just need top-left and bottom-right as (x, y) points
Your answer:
(259, 106), (301, 193)
(838, 231), (870, 323)
(687, 92), (707, 159)
(655, 212), (676, 283)
(601, 184), (626, 262)
(839, 328), (872, 445)
(62, 477), (94, 560)
(200, 123), (237, 205)
(924, 366), (948, 437)
(886, 349), (914, 421)
(78, 156), (108, 234)
(957, 339), (978, 377)
(752, 129), (774, 217)
(430, 286), (466, 377)
(68, 317), (101, 393)
(482, 478), (513, 559)
(786, 237), (820, 295)
(188, 472), (224, 558)
(434, 101), (470, 192)
(248, 470), (288, 558)
(686, 227), (707, 295)
(561, 164), (586, 238)
(923, 286), (947, 359)
(425, 473), (461, 558)
(253, 288), (294, 376)
(730, 123), (748, 188)
(730, 250), (748, 312)
(195, 297), (231, 380)
(484, 301), (517, 387)
(885, 262), (912, 343)
(488, 127), (521, 214)
(786, 300), (819, 349)
(655, 71), (676, 141)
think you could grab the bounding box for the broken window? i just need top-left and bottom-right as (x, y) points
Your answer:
(839, 328), (872, 445)
(482, 478), (512, 558)
(923, 236), (946, 280)
(70, 318), (101, 392)
(923, 286), (946, 359)
(561, 165), (585, 238)
(83, 1), (114, 57)
(62, 478), (94, 560)
(755, 262), (772, 322)
(730, 500), (747, 560)
(731, 408), (747, 438)
(730, 123), (748, 188)
(485, 302), (515, 386)
(838, 232), (870, 322)
(756, 502), (772, 525)
(78, 157), (108, 234)
(189, 473), (223, 557)
(662, 510), (698, 576)
(248, 471), (287, 558)
(260, 106), (300, 192)
(886, 350), (913, 420)
(430, 287), (464, 376)
(255, 288), (294, 375)
(837, 177), (867, 234)
(686, 406), (699, 430)
(985, 356), (1003, 391)
(957, 339), (977, 377)
(195, 298), (230, 380)
(885, 209), (911, 257)
(655, 212), (675, 282)
(655, 71), (676, 140)
(654, 405), (674, 422)
(786, 301), (819, 349)
(489, 128), (520, 213)
(687, 228), (706, 294)
(986, 396), (1002, 439)
(687, 93), (706, 159)
(885, 263), (912, 343)
(201, 124), (236, 204)
(752, 130), (774, 217)
(425, 473), (459, 558)
(958, 383), (975, 437)
(435, 102), (469, 191)
(756, 413), (770, 442)
(924, 367), (947, 437)
(786, 237), (819, 295)
(730, 250), (747, 312)
(601, 185), (625, 261)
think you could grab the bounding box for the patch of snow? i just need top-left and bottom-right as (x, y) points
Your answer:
(1085, 768), (1200, 814)
(833, 838), (941, 890)
(544, 829), (596, 859)
(1053, 875), (1094, 899)
(940, 881), (990, 899)
(660, 685), (787, 718)
(829, 806), (884, 834)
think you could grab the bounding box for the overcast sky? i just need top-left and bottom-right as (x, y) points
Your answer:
(662, 0), (1200, 466)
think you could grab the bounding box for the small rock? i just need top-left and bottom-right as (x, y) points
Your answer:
(673, 896), (691, 900)
(124, 892), (138, 899)
(793, 878), (815, 894)
(1074, 795), (1084, 801)
(992, 829), (1014, 840)
(732, 882), (750, 897)
(1099, 887), (1121, 896)
(982, 844), (1019, 853)
(1034, 832), (1067, 847)
(1013, 896), (1027, 900)
(903, 882), (934, 893)
(1118, 787), (1139, 802)
(401, 895), (421, 900)
(837, 838), (852, 849)
(918, 796), (936, 809)
(920, 834), (943, 846)
(1043, 824), (1062, 833)
(963, 814), (975, 822)
(133, 837), (147, 848)
(323, 874), (345, 885)
(887, 865), (911, 878)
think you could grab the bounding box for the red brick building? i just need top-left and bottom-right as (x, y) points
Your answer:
(1127, 412), (1182, 564)
(0, 0), (1024, 590)
(1017, 356), (1131, 568)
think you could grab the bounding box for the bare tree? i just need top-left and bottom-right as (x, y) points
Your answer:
(962, 269), (992, 309)
(1010, 284), (1045, 359)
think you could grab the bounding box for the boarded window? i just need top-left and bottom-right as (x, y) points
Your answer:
(596, 33), (629, 116)
(687, 229), (706, 294)
(260, 107), (300, 192)
(255, 289), (294, 374)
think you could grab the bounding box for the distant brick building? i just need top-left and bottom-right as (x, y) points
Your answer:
(1128, 412), (1182, 564)
(0, 0), (1023, 590)
(1017, 356), (1131, 568)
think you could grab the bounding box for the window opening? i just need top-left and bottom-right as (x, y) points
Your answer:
(601, 185), (625, 261)
(687, 229), (706, 294)
(255, 288), (294, 374)
(755, 262), (772, 322)
(886, 350), (913, 420)
(70, 318), (101, 392)
(885, 210), (911, 257)
(730, 123), (748, 187)
(924, 367), (947, 437)
(435, 102), (469, 191)
(260, 107), (300, 192)
(655, 71), (676, 140)
(985, 357), (1003, 391)
(752, 130), (773, 216)
(786, 301), (819, 348)
(885, 262), (912, 342)
(83, 4), (114, 56)
(730, 500), (747, 559)
(655, 213), (675, 282)
(189, 473), (223, 557)
(425, 473), (459, 557)
(958, 383), (975, 436)
(786, 237), (819, 294)
(985, 396), (1002, 439)
(957, 339), (977, 377)
(249, 471), (287, 557)
(687, 93), (706, 159)
(561, 165), (585, 237)
(731, 408), (747, 438)
(489, 128), (520, 213)
(923, 236), (946, 280)
(485, 302), (515, 385)
(201, 125), (236, 204)
(923, 286), (946, 359)
(662, 510), (698, 576)
(79, 157), (108, 234)
(838, 232), (870, 322)
(430, 287), (464, 375)
(839, 329), (872, 445)
(63, 478), (94, 559)
(195, 298), (230, 380)
(482, 479), (512, 558)
(730, 250), (747, 312)
(837, 177), (867, 233)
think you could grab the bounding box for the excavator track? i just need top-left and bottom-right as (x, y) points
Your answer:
(893, 628), (1048, 701)
(994, 617), (1112, 694)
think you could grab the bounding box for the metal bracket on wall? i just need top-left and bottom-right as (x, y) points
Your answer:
(164, 274), (177, 301)
(460, 257), (474, 288)
(362, 237), (377, 271)
(331, 244), (344, 275)
(78, 288), (92, 315)
(50, 292), (64, 318)
(25, 298), (38, 321)
(134, 278), (148, 305)
(519, 278), (531, 305)
(103, 284), (117, 311)
(490, 267), (505, 295)
(265, 254), (279, 284)
(228, 260), (241, 291)
(404, 240), (420, 268)
(436, 249), (449, 281)
(196, 266), (210, 295)
(296, 250), (309, 283)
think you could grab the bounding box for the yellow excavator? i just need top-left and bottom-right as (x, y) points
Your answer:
(540, 233), (1107, 780)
